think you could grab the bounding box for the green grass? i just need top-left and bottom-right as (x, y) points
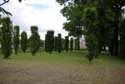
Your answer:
(0, 51), (125, 65)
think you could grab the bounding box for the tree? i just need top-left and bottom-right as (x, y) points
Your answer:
(13, 25), (20, 54)
(119, 19), (125, 59)
(65, 36), (69, 52)
(1, 17), (12, 59)
(75, 38), (80, 50)
(0, 0), (25, 18)
(60, 1), (84, 37)
(70, 38), (73, 51)
(29, 26), (40, 55)
(61, 38), (65, 51)
(0, 0), (24, 6)
(21, 31), (28, 52)
(45, 33), (49, 52)
(57, 33), (62, 53)
(56, 0), (123, 60)
(0, 0), (11, 14)
(85, 33), (99, 62)
(82, 1), (101, 59)
(54, 36), (58, 51)
(57, 0), (99, 60)
(45, 30), (54, 53)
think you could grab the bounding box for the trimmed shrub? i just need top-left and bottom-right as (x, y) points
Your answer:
(21, 31), (28, 52)
(1, 17), (12, 59)
(65, 36), (69, 52)
(13, 25), (20, 54)
(57, 33), (62, 53)
(45, 30), (54, 53)
(29, 26), (40, 55)
(70, 38), (73, 51)
(54, 36), (58, 51)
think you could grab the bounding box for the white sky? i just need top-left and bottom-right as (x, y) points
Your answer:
(1, 0), (68, 40)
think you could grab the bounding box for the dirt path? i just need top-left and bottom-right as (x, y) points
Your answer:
(0, 60), (125, 84)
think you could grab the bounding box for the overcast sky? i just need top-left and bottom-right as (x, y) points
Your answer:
(1, 0), (68, 40)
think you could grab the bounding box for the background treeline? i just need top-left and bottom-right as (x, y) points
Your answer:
(56, 0), (125, 61)
(45, 30), (80, 54)
(0, 17), (80, 59)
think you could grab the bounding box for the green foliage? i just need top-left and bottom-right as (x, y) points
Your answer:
(54, 36), (58, 51)
(61, 38), (65, 51)
(119, 19), (125, 59)
(57, 0), (125, 60)
(70, 38), (73, 51)
(21, 31), (28, 53)
(31, 26), (38, 33)
(1, 17), (12, 59)
(75, 38), (80, 50)
(57, 33), (62, 53)
(13, 25), (20, 54)
(82, 1), (100, 61)
(45, 30), (54, 53)
(29, 26), (40, 55)
(65, 36), (69, 52)
(56, 0), (85, 37)
(85, 33), (99, 62)
(45, 34), (48, 52)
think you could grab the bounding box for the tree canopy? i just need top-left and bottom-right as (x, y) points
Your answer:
(56, 0), (125, 60)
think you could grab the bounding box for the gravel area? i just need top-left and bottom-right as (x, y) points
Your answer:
(0, 60), (125, 84)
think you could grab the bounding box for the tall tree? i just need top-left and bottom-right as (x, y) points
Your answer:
(1, 17), (12, 59)
(13, 25), (20, 54)
(119, 19), (125, 59)
(61, 38), (65, 51)
(60, 1), (84, 37)
(54, 36), (58, 51)
(110, 0), (125, 56)
(29, 26), (40, 55)
(75, 38), (80, 50)
(21, 31), (28, 52)
(45, 33), (49, 52)
(45, 31), (54, 53)
(56, 0), (125, 58)
(57, 33), (62, 53)
(65, 36), (69, 52)
(70, 38), (73, 51)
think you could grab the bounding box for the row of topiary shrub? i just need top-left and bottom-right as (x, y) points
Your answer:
(0, 17), (80, 59)
(45, 30), (80, 53)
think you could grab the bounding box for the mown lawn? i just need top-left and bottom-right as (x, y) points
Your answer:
(0, 51), (125, 84)
(0, 51), (124, 65)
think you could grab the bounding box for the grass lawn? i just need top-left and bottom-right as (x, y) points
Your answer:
(0, 51), (124, 65)
(0, 51), (125, 84)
